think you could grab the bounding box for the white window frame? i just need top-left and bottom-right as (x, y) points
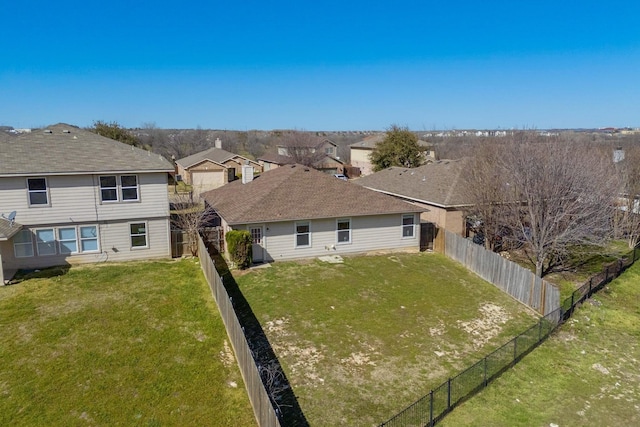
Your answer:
(13, 229), (34, 258)
(99, 175), (139, 203)
(336, 218), (351, 244)
(80, 225), (100, 253)
(35, 228), (57, 256)
(27, 177), (49, 206)
(58, 227), (78, 254)
(402, 214), (416, 239)
(120, 175), (139, 201)
(295, 221), (311, 248)
(130, 222), (148, 249)
(99, 175), (119, 202)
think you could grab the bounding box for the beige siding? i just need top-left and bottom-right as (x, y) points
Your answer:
(1, 218), (170, 270)
(0, 172), (170, 276)
(420, 205), (465, 235)
(191, 170), (226, 198)
(237, 213), (420, 262)
(0, 173), (169, 226)
(350, 148), (374, 176)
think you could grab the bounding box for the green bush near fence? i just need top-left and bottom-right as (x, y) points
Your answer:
(225, 230), (253, 269)
(0, 259), (255, 427)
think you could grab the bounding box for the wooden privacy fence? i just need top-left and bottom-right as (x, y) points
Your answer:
(443, 230), (560, 316)
(171, 227), (224, 258)
(197, 235), (281, 427)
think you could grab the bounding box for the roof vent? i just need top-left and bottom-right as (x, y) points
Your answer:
(43, 130), (52, 134)
(63, 129), (71, 133)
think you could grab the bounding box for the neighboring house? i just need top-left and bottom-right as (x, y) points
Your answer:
(258, 138), (345, 174)
(353, 159), (472, 236)
(200, 164), (424, 263)
(0, 123), (174, 283)
(350, 134), (436, 176)
(175, 138), (263, 198)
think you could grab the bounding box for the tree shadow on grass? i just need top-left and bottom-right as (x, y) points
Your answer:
(208, 246), (309, 427)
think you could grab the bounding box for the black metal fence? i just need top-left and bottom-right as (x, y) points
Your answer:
(379, 246), (639, 427)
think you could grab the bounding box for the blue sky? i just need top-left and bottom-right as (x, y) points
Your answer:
(2, 1), (639, 130)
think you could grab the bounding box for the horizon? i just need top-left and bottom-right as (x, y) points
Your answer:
(2, 1), (639, 131)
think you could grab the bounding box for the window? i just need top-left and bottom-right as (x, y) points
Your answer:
(13, 229), (34, 257)
(80, 226), (99, 252)
(36, 229), (56, 255)
(325, 146), (334, 155)
(337, 219), (351, 244)
(402, 214), (416, 238)
(295, 222), (310, 248)
(100, 176), (118, 202)
(58, 228), (78, 254)
(120, 175), (139, 201)
(27, 178), (48, 206)
(130, 222), (148, 248)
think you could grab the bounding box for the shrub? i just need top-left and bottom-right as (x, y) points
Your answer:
(225, 230), (253, 269)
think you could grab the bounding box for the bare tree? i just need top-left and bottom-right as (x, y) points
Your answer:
(461, 142), (513, 251)
(612, 145), (640, 248)
(462, 131), (619, 276)
(498, 133), (618, 276)
(170, 193), (218, 256)
(278, 130), (326, 167)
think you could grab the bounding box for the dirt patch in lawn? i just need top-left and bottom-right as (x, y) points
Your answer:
(457, 303), (511, 349)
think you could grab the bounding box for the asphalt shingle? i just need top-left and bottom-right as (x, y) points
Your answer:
(354, 159), (472, 208)
(0, 124), (174, 176)
(201, 164), (423, 225)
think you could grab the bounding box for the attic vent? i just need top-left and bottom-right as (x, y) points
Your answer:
(63, 129), (71, 133)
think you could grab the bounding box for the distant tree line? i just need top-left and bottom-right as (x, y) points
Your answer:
(88, 121), (366, 164)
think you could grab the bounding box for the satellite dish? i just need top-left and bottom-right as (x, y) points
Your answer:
(2, 210), (16, 225)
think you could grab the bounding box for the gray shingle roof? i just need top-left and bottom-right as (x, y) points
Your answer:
(176, 147), (256, 168)
(353, 159), (472, 208)
(0, 123), (174, 176)
(200, 164), (424, 225)
(0, 217), (22, 241)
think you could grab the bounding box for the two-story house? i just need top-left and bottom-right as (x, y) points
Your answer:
(350, 134), (436, 176)
(0, 124), (174, 283)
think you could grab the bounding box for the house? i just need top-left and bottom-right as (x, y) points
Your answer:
(175, 138), (263, 199)
(353, 159), (472, 236)
(200, 164), (425, 263)
(258, 138), (345, 175)
(0, 123), (174, 283)
(350, 134), (436, 176)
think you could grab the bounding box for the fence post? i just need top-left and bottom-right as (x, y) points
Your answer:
(513, 337), (518, 362)
(429, 390), (434, 427)
(570, 292), (575, 317)
(447, 378), (452, 410)
(538, 317), (543, 340)
(588, 277), (592, 296)
(483, 357), (488, 387)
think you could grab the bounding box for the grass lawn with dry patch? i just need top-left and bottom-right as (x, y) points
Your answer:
(441, 259), (640, 426)
(234, 252), (540, 426)
(0, 259), (255, 427)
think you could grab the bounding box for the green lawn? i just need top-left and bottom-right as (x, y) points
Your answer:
(441, 260), (640, 427)
(234, 252), (539, 426)
(0, 259), (255, 427)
